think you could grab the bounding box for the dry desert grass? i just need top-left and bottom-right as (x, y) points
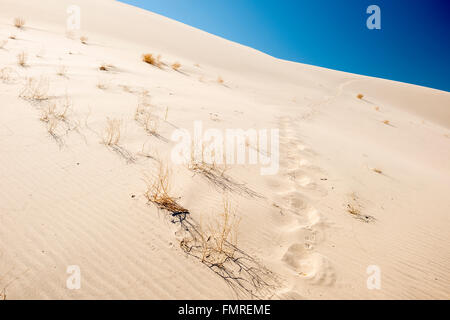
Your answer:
(144, 164), (187, 213)
(171, 62), (181, 71)
(17, 51), (27, 67)
(19, 76), (50, 101)
(80, 35), (88, 44)
(102, 118), (122, 146)
(142, 53), (162, 68)
(56, 65), (68, 77)
(13, 17), (26, 29)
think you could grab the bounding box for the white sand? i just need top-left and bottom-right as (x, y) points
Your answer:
(0, 0), (449, 299)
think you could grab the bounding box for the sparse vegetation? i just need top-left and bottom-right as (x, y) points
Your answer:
(383, 120), (390, 125)
(144, 164), (187, 213)
(217, 76), (224, 84)
(135, 96), (160, 135)
(19, 76), (50, 101)
(13, 17), (26, 29)
(171, 62), (181, 71)
(102, 118), (122, 146)
(17, 51), (27, 67)
(346, 193), (375, 223)
(99, 63), (114, 71)
(142, 53), (162, 68)
(80, 35), (88, 44)
(357, 93), (364, 99)
(56, 65), (68, 77)
(347, 204), (360, 215)
(96, 78), (109, 90)
(182, 199), (241, 265)
(0, 67), (19, 84)
(373, 168), (383, 174)
(9, 34), (16, 40)
(38, 95), (75, 145)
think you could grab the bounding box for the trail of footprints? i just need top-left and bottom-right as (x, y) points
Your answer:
(276, 117), (336, 292)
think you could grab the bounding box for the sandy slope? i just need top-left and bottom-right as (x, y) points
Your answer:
(0, 0), (449, 299)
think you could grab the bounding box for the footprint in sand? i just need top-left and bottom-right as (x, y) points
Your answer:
(282, 243), (336, 286)
(275, 116), (335, 292)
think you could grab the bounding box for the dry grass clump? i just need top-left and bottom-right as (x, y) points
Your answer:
(135, 97), (160, 135)
(102, 118), (122, 146)
(19, 76), (50, 101)
(346, 204), (360, 215)
(144, 164), (187, 213)
(374, 106), (380, 111)
(177, 198), (276, 298)
(171, 62), (181, 71)
(13, 17), (26, 29)
(80, 36), (88, 44)
(383, 120), (390, 125)
(99, 63), (115, 71)
(357, 93), (364, 99)
(142, 53), (162, 68)
(0, 67), (19, 84)
(186, 148), (260, 198)
(56, 65), (68, 77)
(40, 100), (70, 124)
(96, 78), (109, 90)
(9, 34), (16, 40)
(17, 51), (27, 67)
(182, 199), (241, 265)
(38, 96), (74, 143)
(217, 76), (224, 84)
(372, 168), (383, 174)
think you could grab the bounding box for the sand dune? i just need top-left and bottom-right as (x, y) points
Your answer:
(0, 0), (449, 300)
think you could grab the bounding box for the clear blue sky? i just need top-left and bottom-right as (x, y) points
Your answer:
(119, 0), (450, 92)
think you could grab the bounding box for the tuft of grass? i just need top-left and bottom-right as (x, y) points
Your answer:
(135, 102), (159, 134)
(142, 53), (162, 68)
(17, 51), (27, 67)
(19, 76), (50, 101)
(56, 65), (68, 77)
(96, 78), (109, 90)
(347, 204), (360, 215)
(374, 106), (380, 111)
(102, 118), (122, 146)
(13, 17), (26, 29)
(99, 63), (114, 71)
(171, 62), (181, 71)
(217, 76), (224, 84)
(357, 93), (364, 99)
(373, 168), (383, 174)
(80, 35), (88, 44)
(144, 164), (187, 213)
(383, 120), (390, 125)
(180, 198), (240, 265)
(9, 34), (16, 40)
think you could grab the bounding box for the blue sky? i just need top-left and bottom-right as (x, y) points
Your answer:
(119, 0), (450, 92)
